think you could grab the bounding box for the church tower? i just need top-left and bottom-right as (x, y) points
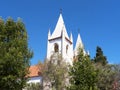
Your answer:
(46, 13), (73, 64)
(74, 33), (84, 56)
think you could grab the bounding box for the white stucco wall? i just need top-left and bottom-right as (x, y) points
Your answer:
(47, 38), (62, 59)
(47, 36), (73, 65)
(27, 76), (42, 84)
(63, 39), (73, 64)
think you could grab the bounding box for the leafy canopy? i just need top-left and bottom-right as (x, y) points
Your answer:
(0, 18), (33, 90)
(68, 49), (98, 90)
(42, 53), (69, 90)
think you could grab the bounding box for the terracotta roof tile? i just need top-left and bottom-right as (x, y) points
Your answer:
(28, 65), (41, 77)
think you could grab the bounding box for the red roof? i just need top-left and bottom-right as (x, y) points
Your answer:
(28, 65), (41, 77)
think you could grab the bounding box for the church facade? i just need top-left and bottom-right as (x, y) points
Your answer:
(27, 13), (87, 90)
(46, 13), (85, 64)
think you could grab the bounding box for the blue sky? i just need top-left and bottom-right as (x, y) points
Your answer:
(0, 0), (120, 65)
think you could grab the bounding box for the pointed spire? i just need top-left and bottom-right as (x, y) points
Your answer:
(48, 28), (51, 35)
(70, 32), (73, 43)
(75, 33), (83, 51)
(48, 28), (51, 39)
(50, 13), (69, 39)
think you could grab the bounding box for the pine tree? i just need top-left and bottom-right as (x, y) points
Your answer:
(94, 46), (107, 65)
(68, 49), (98, 90)
(0, 18), (33, 90)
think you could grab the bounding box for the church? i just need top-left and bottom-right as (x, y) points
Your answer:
(27, 12), (87, 85)
(46, 13), (85, 64)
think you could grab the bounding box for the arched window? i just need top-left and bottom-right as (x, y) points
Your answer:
(54, 43), (59, 53)
(66, 45), (68, 54)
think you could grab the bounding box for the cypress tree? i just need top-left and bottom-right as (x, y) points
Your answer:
(94, 46), (107, 65)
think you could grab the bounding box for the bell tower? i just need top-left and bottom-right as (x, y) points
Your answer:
(46, 13), (73, 64)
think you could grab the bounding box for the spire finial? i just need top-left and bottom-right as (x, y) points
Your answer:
(70, 32), (73, 42)
(60, 8), (62, 14)
(78, 28), (80, 33)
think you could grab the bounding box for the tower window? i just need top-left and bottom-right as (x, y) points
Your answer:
(66, 45), (68, 54)
(54, 43), (59, 52)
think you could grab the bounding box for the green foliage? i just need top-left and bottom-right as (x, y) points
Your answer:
(113, 64), (120, 89)
(68, 46), (120, 90)
(68, 49), (98, 90)
(93, 46), (120, 90)
(26, 83), (42, 90)
(95, 64), (114, 90)
(42, 53), (69, 90)
(94, 64), (120, 90)
(94, 46), (107, 65)
(0, 18), (33, 90)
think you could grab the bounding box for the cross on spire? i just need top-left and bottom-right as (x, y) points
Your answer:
(60, 8), (62, 14)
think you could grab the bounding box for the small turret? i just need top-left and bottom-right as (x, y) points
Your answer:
(61, 26), (65, 59)
(74, 33), (84, 56)
(47, 29), (51, 59)
(75, 33), (83, 50)
(70, 32), (73, 43)
(48, 29), (51, 39)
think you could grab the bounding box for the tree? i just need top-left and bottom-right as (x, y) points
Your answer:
(94, 46), (107, 65)
(94, 64), (116, 90)
(26, 83), (42, 90)
(68, 48), (98, 90)
(112, 64), (120, 90)
(0, 18), (33, 90)
(42, 53), (69, 90)
(92, 46), (120, 90)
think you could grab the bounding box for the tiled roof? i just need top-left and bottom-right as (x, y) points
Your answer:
(28, 65), (41, 77)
